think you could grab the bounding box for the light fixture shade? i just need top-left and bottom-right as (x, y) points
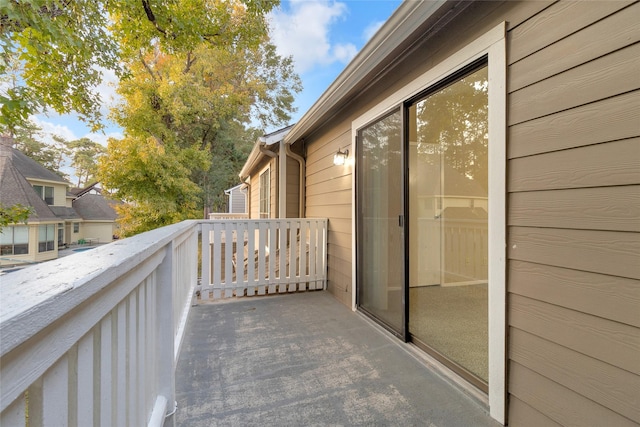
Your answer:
(333, 148), (349, 165)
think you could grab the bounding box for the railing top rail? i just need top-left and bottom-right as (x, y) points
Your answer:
(203, 218), (327, 223)
(0, 220), (201, 356)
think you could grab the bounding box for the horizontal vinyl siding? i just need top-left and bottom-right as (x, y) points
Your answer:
(304, 125), (352, 306)
(506, 1), (640, 425)
(249, 173), (259, 219)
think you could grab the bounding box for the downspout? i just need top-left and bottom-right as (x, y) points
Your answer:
(284, 141), (306, 218)
(278, 140), (287, 218)
(241, 181), (250, 216)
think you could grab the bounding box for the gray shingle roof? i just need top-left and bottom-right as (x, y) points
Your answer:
(0, 144), (60, 221)
(73, 194), (119, 221)
(49, 206), (82, 220)
(8, 145), (68, 184)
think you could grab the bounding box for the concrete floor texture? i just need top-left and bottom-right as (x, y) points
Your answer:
(173, 291), (501, 427)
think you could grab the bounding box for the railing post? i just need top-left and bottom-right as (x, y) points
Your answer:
(154, 242), (175, 427)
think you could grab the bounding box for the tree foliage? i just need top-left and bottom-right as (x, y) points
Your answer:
(3, 0), (301, 235)
(66, 137), (106, 187)
(98, 135), (208, 236)
(0, 0), (279, 132)
(98, 3), (300, 235)
(0, 203), (32, 232)
(10, 120), (68, 178)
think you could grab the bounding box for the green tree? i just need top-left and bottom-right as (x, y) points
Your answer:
(99, 17), (300, 235)
(98, 135), (209, 236)
(66, 137), (106, 187)
(10, 121), (68, 178)
(0, 203), (32, 232)
(0, 0), (279, 132)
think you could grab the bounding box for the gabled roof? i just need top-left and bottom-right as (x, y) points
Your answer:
(70, 181), (101, 197)
(239, 125), (294, 179)
(73, 194), (119, 221)
(0, 143), (59, 222)
(8, 145), (68, 185)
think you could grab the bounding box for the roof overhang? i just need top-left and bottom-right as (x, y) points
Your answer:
(239, 125), (293, 179)
(284, 0), (462, 145)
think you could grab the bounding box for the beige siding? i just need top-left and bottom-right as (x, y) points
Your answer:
(504, 1), (640, 425)
(295, 1), (640, 424)
(286, 156), (300, 218)
(249, 172), (259, 219)
(304, 124), (352, 306)
(80, 222), (115, 244)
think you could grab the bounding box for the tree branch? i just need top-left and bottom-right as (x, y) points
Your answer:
(139, 50), (158, 81)
(141, 0), (168, 37)
(183, 51), (198, 74)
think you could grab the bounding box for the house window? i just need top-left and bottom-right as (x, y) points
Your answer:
(0, 226), (29, 255)
(73, 222), (80, 233)
(33, 185), (54, 205)
(38, 224), (55, 252)
(259, 168), (270, 218)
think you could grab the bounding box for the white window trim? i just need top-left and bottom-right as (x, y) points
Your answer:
(350, 22), (506, 423)
(259, 166), (271, 219)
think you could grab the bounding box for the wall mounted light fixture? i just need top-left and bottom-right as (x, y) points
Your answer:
(333, 148), (349, 166)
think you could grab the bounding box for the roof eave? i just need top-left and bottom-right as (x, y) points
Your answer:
(284, 0), (451, 145)
(239, 126), (293, 179)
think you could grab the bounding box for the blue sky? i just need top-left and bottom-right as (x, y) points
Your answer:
(31, 0), (402, 146)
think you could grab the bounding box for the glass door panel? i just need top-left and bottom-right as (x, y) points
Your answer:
(407, 65), (489, 384)
(357, 110), (404, 335)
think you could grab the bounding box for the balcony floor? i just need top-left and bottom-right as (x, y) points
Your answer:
(174, 291), (501, 426)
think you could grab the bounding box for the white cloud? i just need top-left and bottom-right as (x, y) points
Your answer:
(363, 20), (384, 42)
(269, 1), (357, 74)
(30, 115), (122, 148)
(94, 66), (121, 118)
(30, 116), (78, 142)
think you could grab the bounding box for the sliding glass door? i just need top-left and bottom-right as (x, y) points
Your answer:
(357, 110), (404, 336)
(407, 64), (489, 387)
(357, 62), (489, 389)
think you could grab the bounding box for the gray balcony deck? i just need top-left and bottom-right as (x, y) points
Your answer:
(173, 291), (500, 426)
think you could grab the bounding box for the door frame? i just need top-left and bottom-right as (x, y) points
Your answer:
(350, 22), (507, 423)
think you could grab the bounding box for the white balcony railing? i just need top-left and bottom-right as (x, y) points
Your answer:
(198, 218), (328, 300)
(0, 218), (327, 426)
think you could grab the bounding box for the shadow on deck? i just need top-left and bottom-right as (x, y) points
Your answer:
(173, 291), (500, 427)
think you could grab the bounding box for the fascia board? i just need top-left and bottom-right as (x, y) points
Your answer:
(284, 0), (449, 145)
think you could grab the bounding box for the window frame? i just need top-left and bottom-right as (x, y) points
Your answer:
(259, 167), (271, 219)
(0, 225), (29, 255)
(33, 185), (55, 205)
(38, 224), (55, 252)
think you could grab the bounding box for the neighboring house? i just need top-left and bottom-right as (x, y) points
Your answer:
(223, 183), (248, 214)
(239, 2), (640, 426)
(0, 141), (66, 265)
(0, 140), (119, 266)
(73, 191), (120, 243)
